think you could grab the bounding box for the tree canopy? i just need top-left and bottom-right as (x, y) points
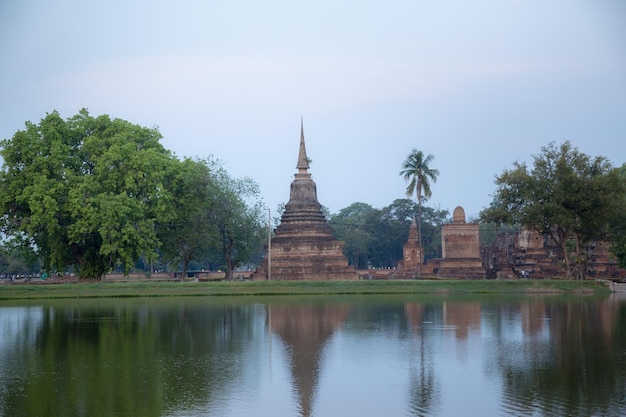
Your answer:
(0, 109), (174, 279)
(202, 157), (266, 280)
(157, 157), (217, 278)
(0, 110), (266, 280)
(329, 199), (449, 269)
(480, 141), (624, 280)
(399, 149), (438, 203)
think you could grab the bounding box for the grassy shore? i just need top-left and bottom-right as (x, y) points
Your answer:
(0, 278), (613, 300)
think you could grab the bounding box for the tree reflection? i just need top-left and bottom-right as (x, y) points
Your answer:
(491, 297), (626, 416)
(405, 302), (440, 416)
(0, 299), (257, 417)
(2, 296), (625, 417)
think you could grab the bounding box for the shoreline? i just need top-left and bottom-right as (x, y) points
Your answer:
(0, 279), (613, 300)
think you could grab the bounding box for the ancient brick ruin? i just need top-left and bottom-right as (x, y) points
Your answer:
(482, 228), (626, 280)
(436, 206), (485, 279)
(250, 120), (624, 281)
(401, 217), (423, 269)
(395, 206), (625, 280)
(388, 206), (484, 279)
(252, 121), (358, 281)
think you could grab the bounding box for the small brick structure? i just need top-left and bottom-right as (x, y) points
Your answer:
(399, 217), (422, 270)
(437, 206), (485, 279)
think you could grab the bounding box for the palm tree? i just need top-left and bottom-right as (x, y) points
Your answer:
(399, 149), (439, 278)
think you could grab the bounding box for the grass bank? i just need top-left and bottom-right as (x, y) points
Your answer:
(0, 279), (612, 300)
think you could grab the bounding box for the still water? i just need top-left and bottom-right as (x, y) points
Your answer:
(1, 294), (625, 417)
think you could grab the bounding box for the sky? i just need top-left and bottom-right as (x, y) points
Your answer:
(1, 0), (625, 219)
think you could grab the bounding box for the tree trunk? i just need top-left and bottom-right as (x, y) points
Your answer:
(549, 227), (572, 279)
(572, 236), (588, 280)
(224, 236), (235, 281)
(181, 258), (190, 281)
(555, 231), (574, 280)
(418, 195), (422, 279)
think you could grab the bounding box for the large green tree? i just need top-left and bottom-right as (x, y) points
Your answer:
(367, 200), (412, 268)
(204, 157), (265, 280)
(399, 149), (439, 277)
(480, 141), (624, 280)
(158, 157), (217, 278)
(329, 202), (375, 269)
(0, 109), (174, 279)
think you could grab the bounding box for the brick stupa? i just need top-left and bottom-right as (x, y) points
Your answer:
(401, 217), (423, 270)
(253, 120), (358, 281)
(437, 206), (485, 279)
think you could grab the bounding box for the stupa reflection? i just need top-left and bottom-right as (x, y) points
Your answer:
(268, 303), (350, 417)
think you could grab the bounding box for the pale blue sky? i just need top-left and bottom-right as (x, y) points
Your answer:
(1, 0), (625, 218)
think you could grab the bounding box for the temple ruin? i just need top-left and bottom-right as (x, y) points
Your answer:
(252, 120), (358, 281)
(482, 227), (626, 279)
(436, 206), (485, 279)
(390, 217), (424, 279)
(401, 217), (423, 270)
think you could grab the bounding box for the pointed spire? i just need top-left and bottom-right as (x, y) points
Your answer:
(296, 117), (310, 173)
(407, 216), (419, 243)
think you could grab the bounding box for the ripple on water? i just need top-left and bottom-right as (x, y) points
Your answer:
(500, 383), (626, 417)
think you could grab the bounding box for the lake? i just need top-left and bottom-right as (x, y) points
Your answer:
(1, 293), (625, 417)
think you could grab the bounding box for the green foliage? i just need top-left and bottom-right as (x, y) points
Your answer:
(421, 204), (449, 259)
(612, 238), (626, 269)
(0, 244), (39, 276)
(0, 110), (174, 279)
(329, 202), (375, 268)
(399, 149), (439, 201)
(202, 157), (266, 280)
(609, 163), (626, 268)
(367, 201), (410, 268)
(479, 222), (518, 247)
(329, 199), (449, 269)
(480, 141), (624, 279)
(157, 157), (217, 277)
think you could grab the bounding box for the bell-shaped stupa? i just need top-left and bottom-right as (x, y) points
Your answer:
(253, 120), (358, 280)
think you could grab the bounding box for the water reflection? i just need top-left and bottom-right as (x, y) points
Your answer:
(404, 303), (438, 416)
(487, 297), (626, 416)
(268, 303), (349, 417)
(0, 295), (625, 417)
(0, 299), (263, 417)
